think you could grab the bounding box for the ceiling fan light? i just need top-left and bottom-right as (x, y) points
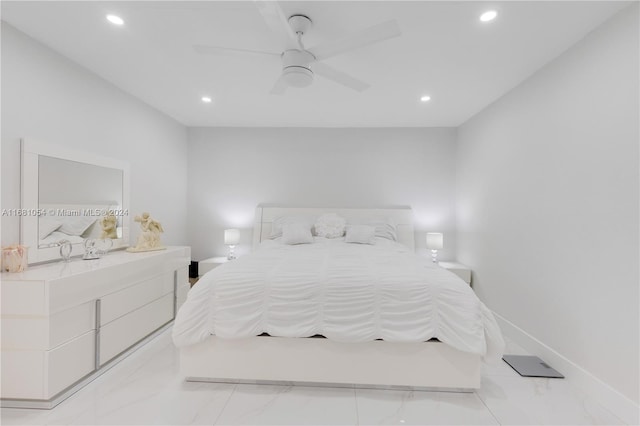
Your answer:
(282, 66), (314, 88)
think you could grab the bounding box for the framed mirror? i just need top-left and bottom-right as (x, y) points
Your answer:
(21, 139), (130, 264)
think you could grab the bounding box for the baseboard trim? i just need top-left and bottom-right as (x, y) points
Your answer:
(494, 312), (639, 425)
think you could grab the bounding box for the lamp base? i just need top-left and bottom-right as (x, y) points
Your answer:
(430, 249), (438, 263)
(227, 245), (236, 261)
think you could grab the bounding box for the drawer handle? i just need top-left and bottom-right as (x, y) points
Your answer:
(173, 270), (178, 319)
(95, 299), (101, 370)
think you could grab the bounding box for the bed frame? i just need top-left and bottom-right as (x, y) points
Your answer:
(180, 206), (482, 390)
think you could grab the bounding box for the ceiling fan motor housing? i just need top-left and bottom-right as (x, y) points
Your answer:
(281, 49), (315, 87)
(288, 15), (312, 35)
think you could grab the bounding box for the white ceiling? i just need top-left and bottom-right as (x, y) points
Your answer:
(2, 1), (629, 127)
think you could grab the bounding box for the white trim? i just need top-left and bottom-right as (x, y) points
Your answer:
(494, 312), (639, 425)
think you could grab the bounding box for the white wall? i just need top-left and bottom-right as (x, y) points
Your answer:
(188, 127), (457, 261)
(1, 23), (188, 248)
(456, 4), (639, 414)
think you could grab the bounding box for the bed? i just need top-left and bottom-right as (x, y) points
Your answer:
(174, 207), (504, 390)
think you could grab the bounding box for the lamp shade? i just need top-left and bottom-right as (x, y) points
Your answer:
(426, 232), (443, 250)
(224, 229), (240, 245)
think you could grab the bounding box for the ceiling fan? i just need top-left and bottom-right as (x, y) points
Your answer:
(193, 2), (402, 94)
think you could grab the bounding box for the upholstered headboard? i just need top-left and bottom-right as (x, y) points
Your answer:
(252, 206), (415, 251)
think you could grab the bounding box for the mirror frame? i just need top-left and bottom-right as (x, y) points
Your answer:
(21, 139), (131, 264)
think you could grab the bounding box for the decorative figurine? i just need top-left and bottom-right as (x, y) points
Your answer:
(83, 238), (112, 260)
(99, 214), (118, 239)
(127, 212), (166, 252)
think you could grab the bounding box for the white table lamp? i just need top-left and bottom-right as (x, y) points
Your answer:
(224, 229), (240, 260)
(426, 232), (443, 263)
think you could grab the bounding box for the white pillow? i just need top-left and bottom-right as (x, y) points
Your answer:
(270, 216), (313, 239)
(38, 217), (62, 239)
(58, 216), (96, 236)
(345, 225), (376, 245)
(282, 223), (314, 245)
(365, 217), (397, 241)
(314, 213), (346, 238)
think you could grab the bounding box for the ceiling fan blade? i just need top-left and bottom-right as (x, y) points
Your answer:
(308, 20), (401, 61)
(254, 1), (299, 50)
(313, 62), (370, 92)
(270, 76), (288, 95)
(194, 45), (280, 59)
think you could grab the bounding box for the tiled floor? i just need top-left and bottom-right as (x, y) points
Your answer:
(1, 329), (626, 425)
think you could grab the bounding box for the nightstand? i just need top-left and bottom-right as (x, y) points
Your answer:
(438, 261), (472, 285)
(199, 256), (228, 276)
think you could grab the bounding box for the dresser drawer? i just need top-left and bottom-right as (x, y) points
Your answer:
(0, 331), (95, 400)
(50, 301), (95, 348)
(1, 280), (45, 315)
(100, 272), (174, 326)
(1, 349), (45, 399)
(2, 301), (94, 350)
(100, 293), (173, 365)
(47, 330), (95, 398)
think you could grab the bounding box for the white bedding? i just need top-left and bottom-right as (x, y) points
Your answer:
(173, 238), (504, 362)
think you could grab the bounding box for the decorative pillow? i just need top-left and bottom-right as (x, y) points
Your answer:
(38, 217), (62, 239)
(270, 216), (313, 239)
(58, 216), (97, 236)
(345, 225), (376, 245)
(314, 213), (346, 238)
(282, 223), (314, 245)
(367, 217), (397, 241)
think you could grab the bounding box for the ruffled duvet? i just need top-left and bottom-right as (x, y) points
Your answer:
(173, 238), (504, 363)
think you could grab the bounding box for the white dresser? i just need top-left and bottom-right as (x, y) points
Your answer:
(1, 246), (190, 408)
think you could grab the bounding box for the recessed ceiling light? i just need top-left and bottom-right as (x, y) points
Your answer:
(420, 95), (431, 102)
(479, 10), (498, 22)
(201, 96), (213, 103)
(106, 14), (124, 26)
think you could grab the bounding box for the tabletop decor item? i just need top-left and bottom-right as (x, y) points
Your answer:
(83, 238), (113, 260)
(2, 244), (29, 272)
(127, 212), (166, 252)
(96, 238), (113, 256)
(58, 240), (73, 262)
(99, 214), (118, 239)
